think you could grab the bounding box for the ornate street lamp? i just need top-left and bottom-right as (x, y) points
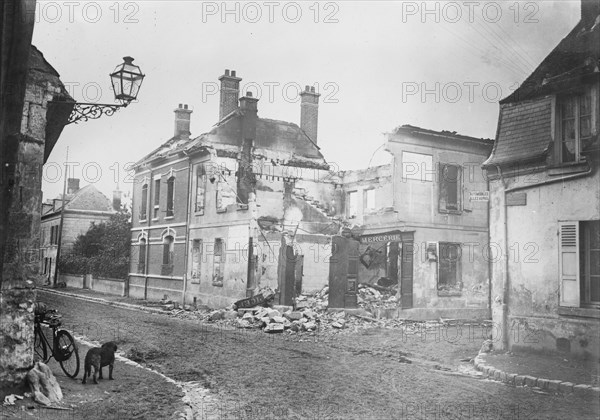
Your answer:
(63, 56), (145, 124)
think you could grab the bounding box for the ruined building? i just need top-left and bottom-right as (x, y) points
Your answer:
(129, 70), (343, 307)
(483, 0), (600, 356)
(342, 126), (493, 319)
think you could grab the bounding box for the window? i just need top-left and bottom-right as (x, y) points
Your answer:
(153, 178), (161, 219)
(438, 242), (461, 293)
(347, 191), (358, 218)
(140, 184), (148, 220)
(166, 177), (175, 217)
(138, 238), (147, 274)
(560, 221), (600, 309)
(557, 90), (596, 163)
(364, 189), (376, 211)
(402, 152), (433, 182)
(212, 238), (224, 286)
(195, 165), (206, 213)
(162, 235), (174, 275)
(50, 225), (59, 245)
(439, 163), (462, 213)
(191, 239), (202, 282)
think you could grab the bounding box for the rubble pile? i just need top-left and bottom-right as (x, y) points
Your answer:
(357, 283), (398, 312)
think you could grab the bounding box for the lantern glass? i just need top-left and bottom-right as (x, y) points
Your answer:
(110, 56), (145, 103)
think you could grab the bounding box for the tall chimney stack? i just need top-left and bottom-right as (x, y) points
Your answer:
(218, 69), (242, 120)
(174, 104), (192, 138)
(239, 91), (259, 141)
(300, 85), (320, 143)
(67, 178), (80, 195)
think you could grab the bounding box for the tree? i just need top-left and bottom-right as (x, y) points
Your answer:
(58, 209), (131, 279)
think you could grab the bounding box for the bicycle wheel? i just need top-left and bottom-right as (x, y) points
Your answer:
(33, 325), (47, 362)
(56, 330), (80, 378)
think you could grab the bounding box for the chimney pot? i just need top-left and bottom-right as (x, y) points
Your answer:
(310, 86), (315, 93)
(225, 69), (230, 76)
(232, 70), (236, 77)
(246, 91), (252, 97)
(305, 85), (310, 91)
(184, 104), (188, 109)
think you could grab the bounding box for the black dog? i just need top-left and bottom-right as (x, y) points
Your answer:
(82, 342), (117, 384)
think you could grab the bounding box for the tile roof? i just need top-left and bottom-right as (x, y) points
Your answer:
(482, 98), (552, 168)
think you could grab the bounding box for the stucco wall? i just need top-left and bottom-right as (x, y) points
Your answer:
(489, 172), (600, 356)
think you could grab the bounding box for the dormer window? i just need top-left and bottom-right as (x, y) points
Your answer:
(557, 89), (594, 163)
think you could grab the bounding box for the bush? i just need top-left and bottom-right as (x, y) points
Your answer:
(58, 210), (131, 279)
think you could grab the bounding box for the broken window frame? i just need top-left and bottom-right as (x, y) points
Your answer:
(437, 242), (462, 295)
(212, 238), (225, 286)
(364, 188), (376, 212)
(191, 239), (202, 283)
(347, 191), (358, 218)
(402, 151), (434, 182)
(438, 163), (462, 214)
(195, 165), (206, 215)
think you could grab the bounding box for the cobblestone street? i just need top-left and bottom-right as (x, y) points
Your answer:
(22, 291), (600, 419)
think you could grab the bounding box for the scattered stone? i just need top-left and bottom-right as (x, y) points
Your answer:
(264, 323), (284, 333)
(164, 304), (175, 311)
(332, 321), (345, 329)
(271, 316), (287, 324)
(208, 310), (225, 321)
(183, 305), (192, 311)
(242, 312), (255, 320)
(266, 309), (281, 319)
(26, 362), (63, 406)
(285, 311), (303, 321)
(223, 311), (238, 320)
(303, 321), (317, 331)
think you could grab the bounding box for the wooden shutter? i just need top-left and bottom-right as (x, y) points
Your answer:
(559, 222), (580, 307)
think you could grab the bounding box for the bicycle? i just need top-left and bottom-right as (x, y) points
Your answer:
(33, 302), (80, 379)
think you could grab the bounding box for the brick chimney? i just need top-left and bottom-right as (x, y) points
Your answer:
(218, 69), (242, 120)
(112, 189), (122, 211)
(581, 0), (600, 24)
(239, 91), (258, 141)
(174, 104), (192, 138)
(67, 178), (80, 195)
(300, 85), (320, 143)
(238, 91), (258, 205)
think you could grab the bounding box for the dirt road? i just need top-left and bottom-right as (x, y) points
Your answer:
(36, 290), (600, 419)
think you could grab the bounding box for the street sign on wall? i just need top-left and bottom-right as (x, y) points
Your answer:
(469, 191), (489, 202)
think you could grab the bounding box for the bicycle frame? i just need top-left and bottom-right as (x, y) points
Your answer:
(35, 318), (66, 362)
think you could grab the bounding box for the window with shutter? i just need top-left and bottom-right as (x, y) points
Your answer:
(559, 222), (580, 307)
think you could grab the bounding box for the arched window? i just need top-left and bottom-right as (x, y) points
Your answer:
(162, 235), (174, 275)
(166, 176), (175, 217)
(138, 238), (147, 274)
(140, 184), (148, 220)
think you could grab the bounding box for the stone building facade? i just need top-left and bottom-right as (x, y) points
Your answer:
(483, 0), (600, 357)
(0, 42), (73, 389)
(129, 70), (343, 307)
(40, 179), (116, 284)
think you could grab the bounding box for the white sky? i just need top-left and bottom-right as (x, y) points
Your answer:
(34, 1), (581, 202)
